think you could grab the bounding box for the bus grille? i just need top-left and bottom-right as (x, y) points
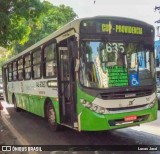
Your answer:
(107, 104), (147, 112)
(100, 89), (153, 100)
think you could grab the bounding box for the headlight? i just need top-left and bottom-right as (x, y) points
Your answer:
(148, 102), (155, 108)
(92, 105), (98, 112)
(80, 99), (91, 107)
(147, 98), (157, 108)
(80, 99), (87, 105)
(80, 99), (109, 114)
(99, 107), (106, 114)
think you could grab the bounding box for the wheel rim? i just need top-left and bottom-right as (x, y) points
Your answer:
(48, 107), (56, 126)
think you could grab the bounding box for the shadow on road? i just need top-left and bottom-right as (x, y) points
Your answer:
(3, 106), (160, 146)
(1, 103), (160, 154)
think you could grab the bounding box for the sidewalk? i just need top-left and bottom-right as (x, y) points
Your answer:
(0, 105), (30, 154)
(0, 102), (24, 154)
(0, 101), (30, 154)
(0, 100), (19, 146)
(0, 116), (18, 145)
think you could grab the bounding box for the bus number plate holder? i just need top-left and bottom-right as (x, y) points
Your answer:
(124, 115), (137, 122)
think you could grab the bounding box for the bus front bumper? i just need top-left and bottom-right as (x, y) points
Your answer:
(78, 102), (158, 131)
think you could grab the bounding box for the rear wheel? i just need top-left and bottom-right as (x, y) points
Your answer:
(46, 102), (59, 131)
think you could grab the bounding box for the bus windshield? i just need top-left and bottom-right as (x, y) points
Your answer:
(80, 41), (154, 88)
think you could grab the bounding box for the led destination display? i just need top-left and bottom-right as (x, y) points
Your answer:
(80, 18), (154, 36)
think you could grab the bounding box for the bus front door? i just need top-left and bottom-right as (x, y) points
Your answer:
(2, 67), (9, 102)
(58, 47), (75, 126)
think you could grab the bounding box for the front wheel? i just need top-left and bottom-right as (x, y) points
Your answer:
(46, 102), (59, 131)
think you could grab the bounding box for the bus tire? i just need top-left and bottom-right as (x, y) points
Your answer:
(13, 95), (21, 112)
(46, 102), (59, 131)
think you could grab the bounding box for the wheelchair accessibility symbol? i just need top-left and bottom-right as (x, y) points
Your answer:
(130, 74), (140, 86)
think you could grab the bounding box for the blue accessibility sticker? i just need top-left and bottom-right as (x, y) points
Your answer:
(129, 73), (140, 86)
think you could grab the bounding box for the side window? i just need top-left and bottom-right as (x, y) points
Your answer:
(8, 63), (13, 82)
(43, 43), (57, 78)
(13, 61), (17, 81)
(24, 54), (31, 80)
(18, 58), (23, 80)
(32, 49), (41, 79)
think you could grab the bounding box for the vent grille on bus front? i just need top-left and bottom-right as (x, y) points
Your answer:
(100, 89), (153, 100)
(107, 104), (147, 112)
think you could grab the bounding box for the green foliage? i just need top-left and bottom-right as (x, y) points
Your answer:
(0, 0), (77, 69)
(0, 47), (13, 73)
(15, 1), (77, 52)
(0, 0), (42, 48)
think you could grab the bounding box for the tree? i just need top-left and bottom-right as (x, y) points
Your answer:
(15, 1), (77, 53)
(0, 0), (77, 71)
(0, 47), (13, 74)
(0, 0), (42, 49)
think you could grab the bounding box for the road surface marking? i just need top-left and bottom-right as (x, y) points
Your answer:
(1, 101), (39, 154)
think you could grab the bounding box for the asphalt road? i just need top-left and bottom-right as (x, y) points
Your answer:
(1, 101), (160, 154)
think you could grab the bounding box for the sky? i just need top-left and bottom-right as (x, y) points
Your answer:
(45, 0), (160, 40)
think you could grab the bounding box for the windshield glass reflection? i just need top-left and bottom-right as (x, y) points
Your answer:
(80, 41), (154, 88)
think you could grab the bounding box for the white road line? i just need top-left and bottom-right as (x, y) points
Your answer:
(1, 102), (39, 154)
(2, 115), (30, 145)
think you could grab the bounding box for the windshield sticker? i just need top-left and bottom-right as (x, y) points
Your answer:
(129, 73), (140, 86)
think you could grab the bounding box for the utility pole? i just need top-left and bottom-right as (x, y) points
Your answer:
(155, 6), (160, 39)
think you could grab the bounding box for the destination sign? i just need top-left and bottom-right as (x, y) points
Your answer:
(80, 18), (154, 36)
(101, 22), (143, 35)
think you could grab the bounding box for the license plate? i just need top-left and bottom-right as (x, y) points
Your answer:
(124, 115), (137, 122)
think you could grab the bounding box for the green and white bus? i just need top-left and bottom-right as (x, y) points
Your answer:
(2, 16), (158, 131)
